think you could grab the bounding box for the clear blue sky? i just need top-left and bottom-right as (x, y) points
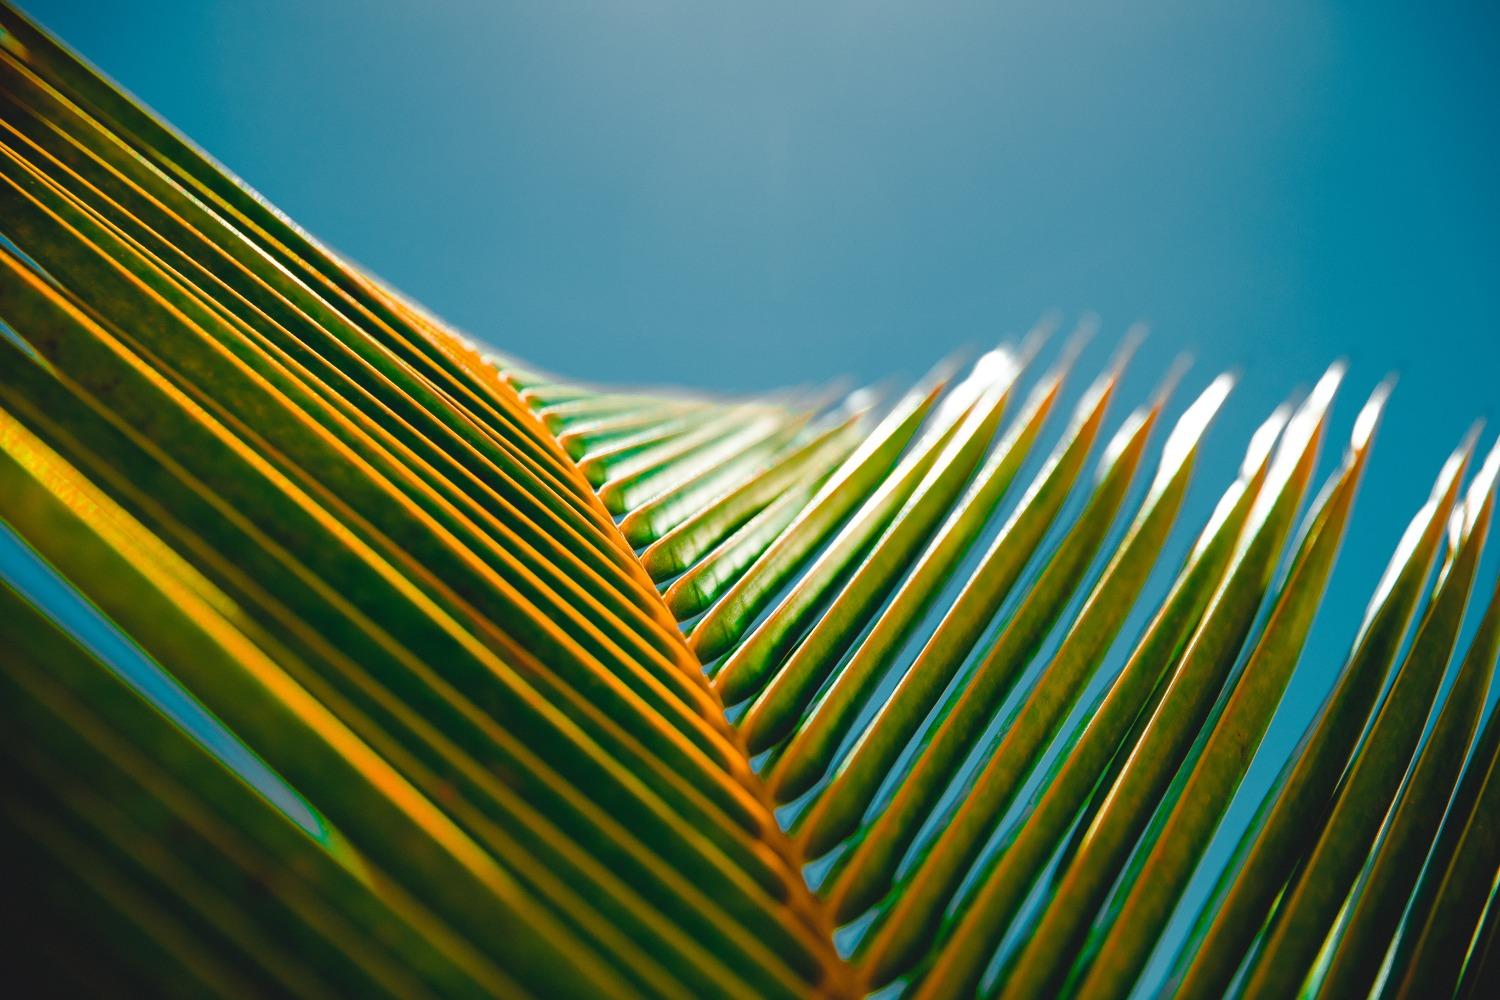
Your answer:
(22, 0), (1500, 993)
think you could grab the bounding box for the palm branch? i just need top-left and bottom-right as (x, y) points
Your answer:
(1, 4), (1497, 997)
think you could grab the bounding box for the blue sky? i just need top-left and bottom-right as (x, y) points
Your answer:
(28, 2), (1498, 402)
(23, 0), (1500, 993)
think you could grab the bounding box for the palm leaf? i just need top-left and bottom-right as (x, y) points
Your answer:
(2, 4), (1497, 997)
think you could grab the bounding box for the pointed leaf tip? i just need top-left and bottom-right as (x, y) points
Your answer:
(1153, 373), (1234, 489)
(1350, 376), (1396, 454)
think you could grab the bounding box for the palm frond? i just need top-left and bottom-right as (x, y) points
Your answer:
(1, 4), (1497, 998)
